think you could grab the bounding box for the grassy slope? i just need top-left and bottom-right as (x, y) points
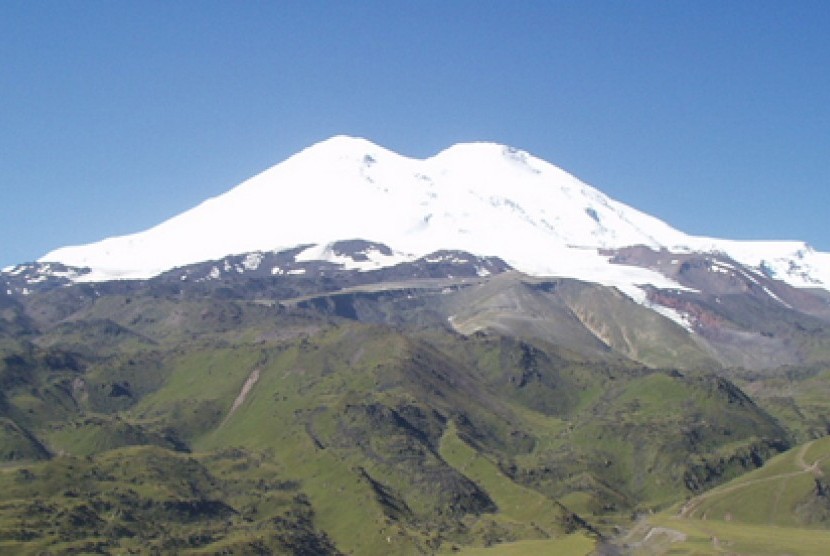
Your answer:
(2, 280), (827, 554)
(626, 437), (830, 554)
(634, 517), (830, 556)
(678, 436), (830, 525)
(438, 420), (583, 539)
(0, 445), (339, 555)
(193, 324), (577, 554)
(16, 314), (788, 552)
(733, 364), (830, 442)
(444, 534), (595, 556)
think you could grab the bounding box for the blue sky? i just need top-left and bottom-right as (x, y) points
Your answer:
(2, 1), (829, 268)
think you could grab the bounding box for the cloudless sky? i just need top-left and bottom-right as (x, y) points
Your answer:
(2, 1), (829, 268)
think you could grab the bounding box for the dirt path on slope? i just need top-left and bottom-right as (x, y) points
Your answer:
(221, 367), (261, 426)
(619, 440), (829, 553)
(679, 439), (826, 519)
(795, 440), (825, 477)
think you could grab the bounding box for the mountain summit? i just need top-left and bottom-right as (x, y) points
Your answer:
(39, 135), (830, 296)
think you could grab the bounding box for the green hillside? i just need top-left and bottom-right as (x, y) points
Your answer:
(1, 268), (829, 554)
(626, 436), (830, 555)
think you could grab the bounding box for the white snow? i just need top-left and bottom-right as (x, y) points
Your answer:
(761, 285), (793, 308)
(294, 242), (410, 271)
(710, 260), (734, 274)
(48, 269), (82, 280)
(35, 135), (830, 305)
(242, 252), (263, 271)
(645, 301), (695, 333)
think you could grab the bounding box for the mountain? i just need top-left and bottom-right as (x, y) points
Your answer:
(7, 135), (827, 371)
(2, 136), (830, 554)
(32, 135), (830, 294)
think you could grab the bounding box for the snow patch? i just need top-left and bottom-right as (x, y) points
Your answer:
(295, 242), (411, 271)
(761, 285), (793, 309)
(709, 260), (734, 274)
(646, 302), (695, 333)
(242, 252), (263, 271)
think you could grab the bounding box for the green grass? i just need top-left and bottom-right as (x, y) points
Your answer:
(0, 445), (338, 555)
(626, 437), (830, 554)
(193, 327), (470, 554)
(638, 515), (830, 556)
(735, 365), (830, 442)
(678, 436), (830, 526)
(439, 421), (585, 542)
(442, 532), (595, 555)
(128, 345), (267, 440)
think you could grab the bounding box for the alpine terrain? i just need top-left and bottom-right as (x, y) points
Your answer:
(2, 136), (830, 554)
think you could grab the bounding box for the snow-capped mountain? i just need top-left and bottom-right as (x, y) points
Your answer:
(33, 135), (830, 301)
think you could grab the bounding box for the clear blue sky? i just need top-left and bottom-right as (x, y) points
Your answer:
(2, 1), (828, 268)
